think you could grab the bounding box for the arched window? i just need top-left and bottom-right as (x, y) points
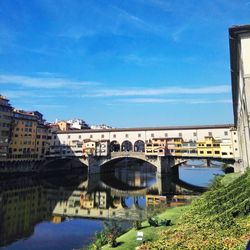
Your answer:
(121, 140), (133, 152)
(134, 140), (145, 152)
(110, 141), (120, 152)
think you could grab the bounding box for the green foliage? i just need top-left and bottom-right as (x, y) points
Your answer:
(133, 220), (142, 230)
(88, 220), (123, 249)
(139, 170), (250, 250)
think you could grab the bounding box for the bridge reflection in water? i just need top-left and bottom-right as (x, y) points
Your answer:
(0, 159), (214, 249)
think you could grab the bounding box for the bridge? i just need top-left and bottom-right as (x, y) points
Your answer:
(80, 151), (183, 176)
(49, 124), (241, 171)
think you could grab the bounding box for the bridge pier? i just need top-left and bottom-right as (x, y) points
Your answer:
(206, 159), (211, 167)
(156, 157), (178, 176)
(156, 173), (177, 195)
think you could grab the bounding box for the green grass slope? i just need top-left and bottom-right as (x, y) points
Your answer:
(140, 171), (250, 250)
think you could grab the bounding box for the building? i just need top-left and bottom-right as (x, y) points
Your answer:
(181, 141), (197, 157)
(36, 124), (52, 159)
(8, 109), (50, 160)
(50, 125), (239, 160)
(229, 25), (250, 171)
(145, 138), (168, 156)
(67, 119), (90, 130)
(90, 124), (113, 130)
(56, 121), (70, 131)
(197, 136), (221, 158)
(0, 95), (13, 160)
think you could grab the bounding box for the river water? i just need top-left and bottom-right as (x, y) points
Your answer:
(0, 159), (223, 250)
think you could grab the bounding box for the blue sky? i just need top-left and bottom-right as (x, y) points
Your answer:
(0, 0), (250, 127)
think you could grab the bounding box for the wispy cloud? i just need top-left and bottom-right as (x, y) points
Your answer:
(112, 6), (163, 35)
(32, 104), (66, 109)
(83, 85), (230, 97)
(172, 23), (191, 42)
(119, 98), (232, 104)
(0, 74), (99, 89)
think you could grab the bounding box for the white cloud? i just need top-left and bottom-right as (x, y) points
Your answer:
(83, 85), (230, 97)
(0, 74), (99, 89)
(119, 98), (232, 104)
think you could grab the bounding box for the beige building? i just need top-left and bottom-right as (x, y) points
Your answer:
(229, 25), (250, 171)
(56, 121), (70, 131)
(145, 138), (168, 156)
(0, 95), (13, 160)
(8, 110), (50, 160)
(51, 125), (238, 156)
(36, 124), (52, 159)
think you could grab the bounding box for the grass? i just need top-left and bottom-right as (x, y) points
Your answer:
(101, 205), (190, 250)
(139, 170), (250, 250)
(220, 172), (242, 186)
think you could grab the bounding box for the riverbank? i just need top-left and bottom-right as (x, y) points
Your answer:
(98, 171), (250, 250)
(101, 205), (190, 250)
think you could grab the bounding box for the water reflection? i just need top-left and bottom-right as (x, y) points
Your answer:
(0, 160), (221, 249)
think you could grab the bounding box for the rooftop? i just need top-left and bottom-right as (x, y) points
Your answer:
(56, 124), (234, 134)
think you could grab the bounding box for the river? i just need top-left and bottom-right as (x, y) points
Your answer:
(0, 159), (223, 250)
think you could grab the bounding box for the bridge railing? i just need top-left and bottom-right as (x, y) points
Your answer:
(111, 151), (145, 159)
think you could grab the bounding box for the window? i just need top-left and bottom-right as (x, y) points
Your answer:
(79, 135), (82, 139)
(224, 131), (228, 136)
(151, 133), (154, 138)
(138, 133), (141, 138)
(165, 133), (168, 137)
(234, 140), (237, 143)
(68, 135), (70, 139)
(207, 151), (212, 154)
(179, 132), (182, 137)
(193, 132), (197, 137)
(90, 135), (93, 138)
(208, 132), (212, 136)
(200, 151), (204, 154)
(113, 134), (116, 138)
(101, 134), (104, 138)
(125, 134), (129, 138)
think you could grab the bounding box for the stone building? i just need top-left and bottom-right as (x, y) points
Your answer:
(229, 24), (250, 171)
(0, 95), (13, 160)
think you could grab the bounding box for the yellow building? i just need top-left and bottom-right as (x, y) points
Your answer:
(8, 110), (50, 160)
(197, 136), (221, 158)
(173, 138), (183, 156)
(57, 121), (70, 131)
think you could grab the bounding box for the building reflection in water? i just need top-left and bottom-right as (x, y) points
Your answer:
(0, 159), (202, 248)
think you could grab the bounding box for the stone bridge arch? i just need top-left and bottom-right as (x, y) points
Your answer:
(85, 152), (177, 176)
